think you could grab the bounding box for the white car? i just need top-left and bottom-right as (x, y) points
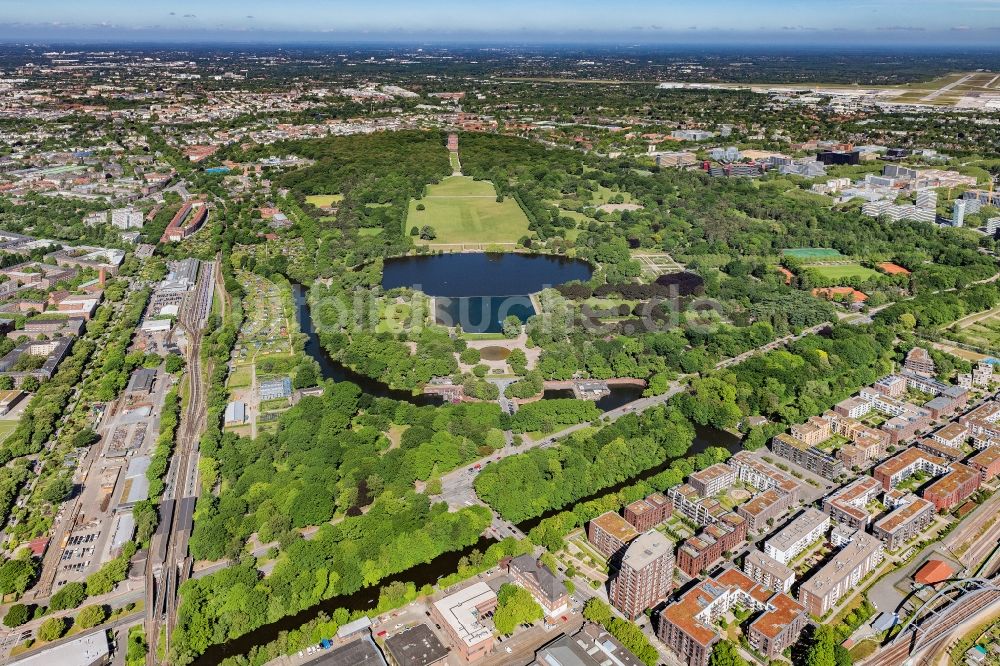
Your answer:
(394, 623), (403, 629)
(506, 647), (513, 654)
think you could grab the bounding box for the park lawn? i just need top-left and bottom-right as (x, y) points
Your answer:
(305, 194), (343, 208)
(589, 185), (633, 206)
(409, 176), (531, 245)
(809, 263), (880, 280)
(358, 227), (383, 237)
(375, 302), (414, 334)
(449, 152), (461, 171)
(386, 424), (408, 450)
(0, 419), (17, 445)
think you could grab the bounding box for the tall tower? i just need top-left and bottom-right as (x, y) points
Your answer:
(609, 530), (675, 620)
(952, 200), (966, 228)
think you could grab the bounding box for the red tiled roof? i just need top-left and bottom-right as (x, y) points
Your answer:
(915, 559), (953, 585)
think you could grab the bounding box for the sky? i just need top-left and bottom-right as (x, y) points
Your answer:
(2, 0), (1000, 45)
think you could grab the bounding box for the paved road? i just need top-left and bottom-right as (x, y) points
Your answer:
(436, 381), (687, 511)
(6, 611), (143, 664)
(714, 322), (830, 369)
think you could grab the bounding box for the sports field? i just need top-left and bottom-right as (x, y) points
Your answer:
(305, 194), (343, 208)
(409, 176), (531, 245)
(808, 264), (880, 280)
(0, 420), (17, 445)
(783, 248), (845, 261)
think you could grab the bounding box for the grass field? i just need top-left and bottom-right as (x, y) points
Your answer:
(944, 307), (1000, 352)
(783, 247), (845, 261)
(449, 152), (461, 171)
(0, 420), (17, 445)
(808, 264), (880, 280)
(227, 364), (253, 389)
(409, 176), (531, 245)
(305, 194), (343, 208)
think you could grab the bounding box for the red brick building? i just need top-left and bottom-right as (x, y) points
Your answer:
(588, 512), (638, 561)
(676, 513), (747, 577)
(922, 463), (981, 511)
(968, 446), (1000, 483)
(623, 492), (672, 532)
(609, 531), (674, 620)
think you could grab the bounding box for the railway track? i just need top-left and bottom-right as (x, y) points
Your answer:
(147, 260), (216, 664)
(862, 585), (1000, 666)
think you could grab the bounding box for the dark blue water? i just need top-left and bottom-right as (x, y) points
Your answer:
(435, 296), (535, 333)
(381, 253), (592, 296)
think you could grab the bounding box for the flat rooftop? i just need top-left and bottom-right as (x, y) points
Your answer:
(591, 512), (639, 543)
(621, 530), (673, 571)
(766, 508), (829, 552)
(432, 582), (495, 648)
(383, 624), (449, 666)
(799, 531), (882, 598)
(12, 630), (109, 666)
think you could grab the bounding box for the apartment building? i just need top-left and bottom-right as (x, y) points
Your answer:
(771, 433), (845, 480)
(667, 484), (728, 527)
(916, 437), (963, 462)
(826, 410), (889, 468)
(729, 451), (803, 500)
(823, 476), (881, 529)
(743, 549), (795, 594)
(904, 347), (935, 376)
(797, 530), (883, 617)
(931, 422), (968, 450)
(872, 374), (907, 398)
(508, 555), (568, 617)
(609, 531), (674, 620)
(588, 512), (638, 561)
(19, 316), (86, 340)
(658, 568), (805, 665)
(689, 463), (736, 497)
(790, 416), (832, 447)
(960, 401), (1000, 450)
(748, 589), (808, 660)
(872, 492), (935, 551)
(738, 488), (795, 534)
(968, 446), (1000, 482)
(111, 207), (144, 230)
(835, 396), (872, 419)
(873, 448), (950, 491)
(430, 582), (497, 662)
(922, 463), (981, 511)
(623, 492), (672, 533)
(923, 388), (970, 421)
(764, 509), (831, 565)
(676, 513), (747, 577)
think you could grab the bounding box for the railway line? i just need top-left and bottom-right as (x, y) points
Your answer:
(146, 259), (216, 664)
(862, 578), (1000, 666)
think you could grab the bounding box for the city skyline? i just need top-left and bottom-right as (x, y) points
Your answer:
(3, 0), (1000, 45)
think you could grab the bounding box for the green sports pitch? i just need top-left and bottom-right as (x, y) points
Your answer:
(782, 248), (845, 261)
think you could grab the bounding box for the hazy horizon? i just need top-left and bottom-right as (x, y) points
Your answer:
(3, 0), (1000, 47)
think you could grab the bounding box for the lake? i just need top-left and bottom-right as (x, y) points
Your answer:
(381, 253), (592, 333)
